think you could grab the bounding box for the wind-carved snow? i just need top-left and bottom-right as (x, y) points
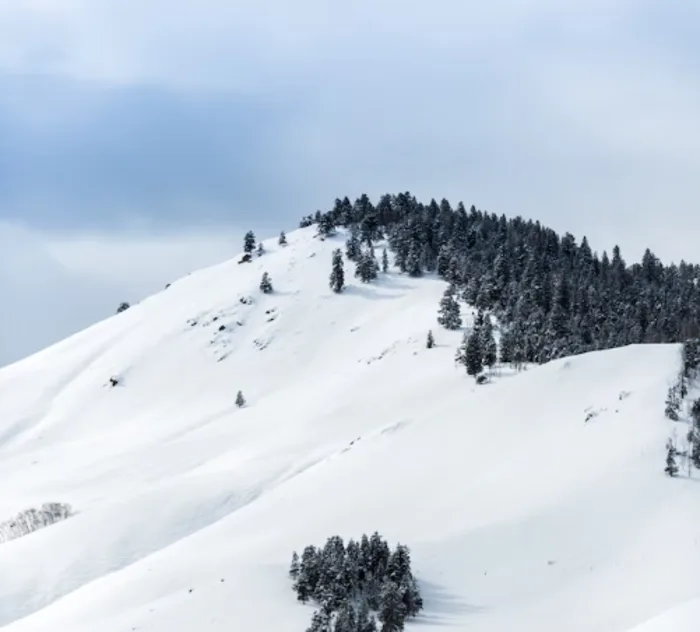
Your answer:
(0, 226), (698, 632)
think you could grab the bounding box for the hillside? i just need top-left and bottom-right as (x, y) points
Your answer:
(0, 226), (698, 632)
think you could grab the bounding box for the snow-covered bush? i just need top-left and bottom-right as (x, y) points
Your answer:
(0, 503), (73, 544)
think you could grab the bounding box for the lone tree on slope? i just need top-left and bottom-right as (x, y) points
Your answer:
(236, 391), (246, 408)
(330, 249), (346, 293)
(260, 272), (273, 294)
(426, 330), (435, 349)
(279, 231), (288, 246)
(243, 231), (256, 255)
(116, 302), (130, 314)
(665, 439), (678, 477)
(256, 242), (265, 257)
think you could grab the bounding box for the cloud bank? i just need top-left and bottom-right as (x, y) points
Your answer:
(0, 0), (698, 363)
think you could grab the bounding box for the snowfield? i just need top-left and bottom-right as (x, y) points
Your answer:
(0, 226), (698, 631)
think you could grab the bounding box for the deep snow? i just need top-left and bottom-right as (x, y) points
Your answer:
(0, 226), (698, 631)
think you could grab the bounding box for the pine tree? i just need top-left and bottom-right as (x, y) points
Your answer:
(426, 330), (435, 349)
(346, 227), (361, 261)
(256, 242), (265, 257)
(116, 302), (130, 314)
(235, 390), (246, 408)
(355, 249), (379, 283)
(318, 213), (336, 238)
(406, 242), (422, 277)
(378, 581), (408, 632)
(481, 314), (498, 370)
(290, 551), (300, 580)
(465, 329), (483, 378)
(382, 248), (389, 273)
(437, 284), (462, 330)
(330, 249), (346, 294)
(243, 231), (256, 254)
(499, 327), (514, 365)
(665, 439), (678, 477)
(260, 272), (273, 294)
(279, 230), (288, 246)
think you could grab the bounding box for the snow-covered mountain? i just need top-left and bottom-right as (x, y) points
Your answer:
(0, 226), (698, 632)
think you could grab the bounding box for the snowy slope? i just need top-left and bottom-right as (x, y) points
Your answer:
(0, 226), (698, 632)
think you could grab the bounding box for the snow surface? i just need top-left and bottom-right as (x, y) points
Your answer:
(0, 226), (698, 631)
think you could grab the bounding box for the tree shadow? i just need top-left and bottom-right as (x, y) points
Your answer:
(412, 580), (486, 626)
(344, 284), (402, 300)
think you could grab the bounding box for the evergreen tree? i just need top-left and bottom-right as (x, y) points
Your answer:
(330, 249), (346, 294)
(256, 242), (265, 257)
(426, 330), (435, 349)
(318, 213), (337, 238)
(279, 230), (288, 246)
(260, 272), (273, 294)
(355, 249), (379, 283)
(437, 284), (462, 330)
(465, 329), (483, 378)
(499, 327), (515, 365)
(116, 302), (130, 314)
(346, 227), (362, 261)
(406, 243), (422, 277)
(481, 314), (498, 370)
(243, 231), (256, 254)
(235, 390), (246, 408)
(665, 439), (678, 477)
(382, 248), (389, 273)
(290, 551), (300, 580)
(378, 581), (408, 632)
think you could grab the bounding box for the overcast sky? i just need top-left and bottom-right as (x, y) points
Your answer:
(0, 0), (698, 365)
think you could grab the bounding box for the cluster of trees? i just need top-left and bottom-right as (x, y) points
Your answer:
(290, 533), (423, 632)
(665, 339), (700, 476)
(299, 192), (700, 365)
(0, 503), (73, 544)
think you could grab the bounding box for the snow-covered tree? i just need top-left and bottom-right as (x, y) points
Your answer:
(437, 284), (462, 330)
(330, 249), (346, 294)
(256, 242), (265, 257)
(465, 329), (483, 378)
(235, 390), (246, 408)
(481, 314), (498, 370)
(665, 439), (678, 477)
(346, 226), (361, 261)
(426, 330), (435, 349)
(278, 230), (288, 246)
(355, 249), (379, 283)
(260, 272), (273, 294)
(243, 231), (256, 254)
(382, 248), (389, 273)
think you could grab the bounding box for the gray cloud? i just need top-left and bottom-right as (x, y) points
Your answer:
(0, 0), (698, 363)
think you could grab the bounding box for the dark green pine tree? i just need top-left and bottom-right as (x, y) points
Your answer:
(243, 230), (256, 254)
(406, 242), (423, 277)
(235, 390), (246, 408)
(329, 249), (346, 293)
(382, 248), (389, 273)
(378, 581), (408, 632)
(499, 327), (515, 365)
(665, 439), (678, 477)
(260, 272), (273, 294)
(278, 230), (288, 246)
(481, 314), (498, 370)
(437, 284), (462, 330)
(346, 226), (362, 261)
(690, 400), (700, 468)
(465, 329), (484, 378)
(355, 249), (379, 283)
(318, 213), (336, 238)
(426, 330), (435, 349)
